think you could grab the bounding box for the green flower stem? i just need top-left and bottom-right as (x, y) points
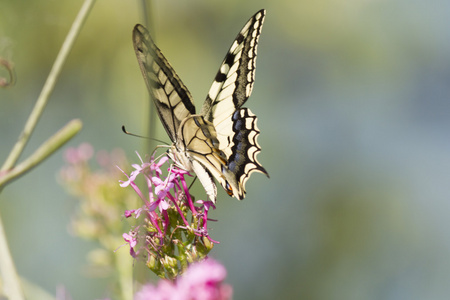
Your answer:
(138, 0), (157, 153)
(0, 0), (95, 292)
(116, 245), (133, 300)
(1, 0), (96, 173)
(0, 1), (94, 296)
(0, 119), (82, 188)
(0, 210), (25, 300)
(0, 120), (79, 299)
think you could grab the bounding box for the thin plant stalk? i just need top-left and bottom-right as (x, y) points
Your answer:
(138, 0), (157, 153)
(0, 210), (25, 300)
(0, 1), (96, 299)
(1, 0), (96, 173)
(0, 119), (82, 187)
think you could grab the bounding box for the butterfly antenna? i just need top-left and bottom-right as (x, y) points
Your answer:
(122, 125), (167, 144)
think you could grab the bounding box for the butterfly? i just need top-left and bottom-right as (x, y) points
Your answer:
(132, 9), (268, 203)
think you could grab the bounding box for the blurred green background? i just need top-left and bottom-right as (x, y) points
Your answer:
(2, 0), (450, 299)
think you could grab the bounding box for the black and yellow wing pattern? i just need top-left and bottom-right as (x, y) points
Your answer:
(133, 9), (268, 202)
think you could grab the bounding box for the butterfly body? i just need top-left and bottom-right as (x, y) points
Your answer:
(133, 10), (268, 202)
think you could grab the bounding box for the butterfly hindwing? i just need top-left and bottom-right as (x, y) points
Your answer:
(225, 108), (268, 196)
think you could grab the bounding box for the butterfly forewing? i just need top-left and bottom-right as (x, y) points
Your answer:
(201, 9), (266, 124)
(133, 25), (196, 142)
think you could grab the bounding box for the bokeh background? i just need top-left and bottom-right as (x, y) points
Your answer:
(2, 0), (450, 299)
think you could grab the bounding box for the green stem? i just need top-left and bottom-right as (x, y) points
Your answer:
(0, 1), (95, 298)
(0, 210), (25, 300)
(116, 246), (133, 300)
(138, 0), (157, 153)
(0, 119), (82, 187)
(1, 0), (96, 173)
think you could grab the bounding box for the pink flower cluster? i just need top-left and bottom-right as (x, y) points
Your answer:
(119, 153), (218, 277)
(134, 258), (232, 300)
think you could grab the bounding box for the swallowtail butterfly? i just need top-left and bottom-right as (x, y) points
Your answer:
(133, 9), (268, 202)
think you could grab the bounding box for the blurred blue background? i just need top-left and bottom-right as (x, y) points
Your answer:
(2, 0), (450, 299)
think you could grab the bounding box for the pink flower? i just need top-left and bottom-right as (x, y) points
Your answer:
(119, 153), (218, 278)
(63, 143), (94, 164)
(124, 210), (135, 218)
(135, 280), (176, 300)
(134, 259), (232, 300)
(176, 258), (232, 300)
(123, 231), (138, 257)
